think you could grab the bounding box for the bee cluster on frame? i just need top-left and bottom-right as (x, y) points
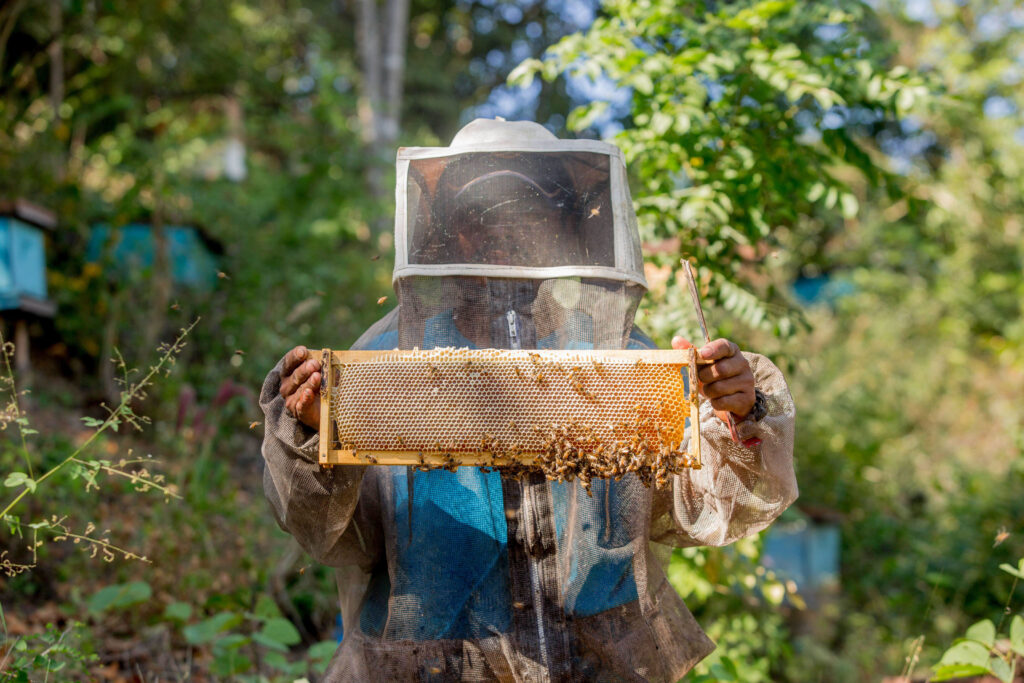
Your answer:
(319, 347), (703, 490)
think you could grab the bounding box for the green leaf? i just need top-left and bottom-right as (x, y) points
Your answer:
(3, 472), (35, 492)
(309, 640), (339, 666)
(938, 640), (991, 668)
(999, 560), (1024, 580)
(632, 73), (654, 95)
(210, 650), (252, 676)
(81, 416), (104, 427)
(251, 631), (289, 653)
(87, 581), (152, 615)
(896, 86), (915, 112)
(257, 617), (301, 647)
(163, 602), (192, 623)
(261, 649), (291, 670)
(567, 101), (610, 132)
(965, 620), (996, 647)
(213, 633), (249, 652)
(507, 58), (542, 88)
(1010, 615), (1024, 656)
(754, 0), (795, 19)
(806, 182), (825, 202)
(989, 656), (1013, 683)
(708, 655), (741, 681)
(650, 111), (674, 136)
(183, 612), (243, 645)
(252, 594), (282, 620)
(931, 664), (992, 681)
(840, 193), (859, 219)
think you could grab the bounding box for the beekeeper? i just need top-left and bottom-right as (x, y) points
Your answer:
(260, 119), (797, 681)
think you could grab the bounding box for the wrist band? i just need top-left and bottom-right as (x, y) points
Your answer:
(744, 388), (768, 423)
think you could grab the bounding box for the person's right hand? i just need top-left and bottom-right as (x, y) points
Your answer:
(279, 346), (321, 429)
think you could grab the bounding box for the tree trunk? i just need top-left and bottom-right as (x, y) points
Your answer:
(142, 173), (171, 363)
(354, 0), (410, 215)
(48, 0), (64, 182)
(0, 0), (28, 75)
(100, 287), (123, 405)
(13, 318), (30, 378)
(382, 0), (410, 144)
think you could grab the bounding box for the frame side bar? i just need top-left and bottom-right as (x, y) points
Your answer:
(688, 347), (702, 469)
(319, 348), (332, 466)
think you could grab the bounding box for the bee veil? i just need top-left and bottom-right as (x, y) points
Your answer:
(354, 118), (649, 353)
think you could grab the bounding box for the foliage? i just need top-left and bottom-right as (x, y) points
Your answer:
(512, 0), (928, 344)
(930, 559), (1023, 682)
(2, 0), (1023, 679)
(81, 583), (336, 679)
(1, 326), (192, 578)
(669, 534), (797, 681)
(0, 617), (98, 682)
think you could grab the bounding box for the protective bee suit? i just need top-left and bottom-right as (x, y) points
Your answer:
(260, 119), (798, 681)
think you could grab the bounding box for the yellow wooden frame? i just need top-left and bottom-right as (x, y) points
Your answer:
(318, 348), (704, 470)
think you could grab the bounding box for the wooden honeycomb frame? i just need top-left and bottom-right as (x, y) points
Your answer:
(318, 348), (703, 470)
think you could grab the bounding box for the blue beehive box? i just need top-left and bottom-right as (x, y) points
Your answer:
(85, 223), (222, 290)
(0, 199), (57, 317)
(762, 511), (840, 599)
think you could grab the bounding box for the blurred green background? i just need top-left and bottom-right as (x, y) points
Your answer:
(1, 0), (1021, 680)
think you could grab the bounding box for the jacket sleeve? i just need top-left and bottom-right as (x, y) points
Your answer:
(650, 352), (798, 547)
(260, 356), (382, 571)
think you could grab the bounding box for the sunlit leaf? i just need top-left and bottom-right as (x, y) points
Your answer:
(183, 612), (243, 645)
(938, 640), (991, 668)
(964, 620), (996, 648)
(1010, 615), (1024, 657)
(87, 581), (152, 615)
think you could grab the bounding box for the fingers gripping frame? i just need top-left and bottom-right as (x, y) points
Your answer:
(318, 348), (703, 472)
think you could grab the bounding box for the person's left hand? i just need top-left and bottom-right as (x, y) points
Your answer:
(671, 336), (755, 424)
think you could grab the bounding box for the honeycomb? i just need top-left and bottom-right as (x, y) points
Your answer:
(323, 348), (700, 487)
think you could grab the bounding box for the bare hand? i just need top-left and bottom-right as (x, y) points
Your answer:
(672, 336), (755, 423)
(279, 345), (321, 429)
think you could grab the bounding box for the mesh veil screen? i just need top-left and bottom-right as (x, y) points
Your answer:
(395, 276), (644, 350)
(406, 152), (616, 268)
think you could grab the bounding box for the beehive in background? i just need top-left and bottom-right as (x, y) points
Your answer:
(0, 199), (58, 375)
